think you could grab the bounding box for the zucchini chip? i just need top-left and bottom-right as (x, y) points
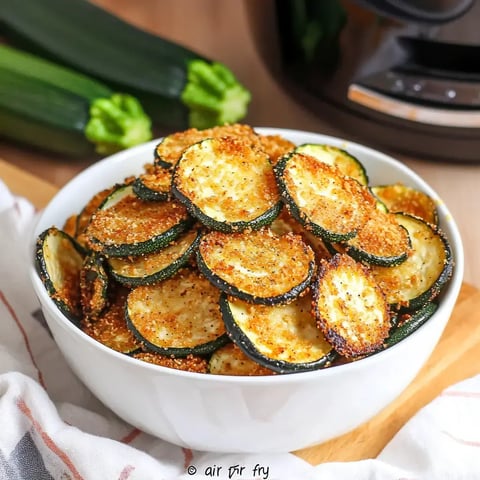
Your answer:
(197, 229), (315, 305)
(312, 254), (392, 358)
(208, 342), (276, 376)
(258, 134), (296, 165)
(155, 123), (260, 169)
(371, 183), (438, 225)
(75, 186), (116, 247)
(294, 144), (368, 185)
(133, 352), (209, 374)
(274, 152), (376, 242)
(270, 209), (333, 263)
(370, 213), (453, 310)
(82, 287), (140, 354)
(79, 252), (109, 320)
(35, 227), (84, 322)
(108, 228), (201, 286)
(126, 269), (229, 357)
(385, 302), (438, 348)
(220, 292), (336, 373)
(172, 136), (282, 232)
(335, 210), (411, 267)
(86, 184), (193, 257)
(132, 165), (172, 202)
(62, 214), (78, 238)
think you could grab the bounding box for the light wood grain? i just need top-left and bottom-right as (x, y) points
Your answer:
(2, 161), (479, 465)
(296, 283), (480, 464)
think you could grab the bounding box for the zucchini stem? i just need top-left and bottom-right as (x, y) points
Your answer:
(85, 94), (152, 155)
(181, 60), (251, 129)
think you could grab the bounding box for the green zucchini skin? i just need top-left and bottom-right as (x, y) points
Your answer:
(219, 293), (337, 374)
(107, 229), (202, 287)
(173, 188), (283, 234)
(385, 302), (439, 348)
(35, 227), (85, 324)
(125, 271), (230, 357)
(294, 143), (368, 185)
(86, 184), (195, 257)
(0, 0), (251, 129)
(0, 62), (94, 156)
(371, 214), (454, 311)
(273, 152), (373, 243)
(0, 44), (152, 156)
(132, 175), (171, 203)
(196, 251), (314, 306)
(79, 252), (110, 321)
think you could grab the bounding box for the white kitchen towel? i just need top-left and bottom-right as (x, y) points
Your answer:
(1, 178), (479, 480)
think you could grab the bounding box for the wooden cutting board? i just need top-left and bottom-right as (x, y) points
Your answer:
(2, 158), (480, 465)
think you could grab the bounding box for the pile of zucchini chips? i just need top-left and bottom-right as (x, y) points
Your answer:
(36, 124), (454, 375)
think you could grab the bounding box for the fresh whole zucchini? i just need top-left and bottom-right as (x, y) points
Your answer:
(0, 44), (153, 156)
(0, 0), (251, 130)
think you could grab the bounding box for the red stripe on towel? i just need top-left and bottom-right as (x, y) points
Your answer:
(183, 447), (193, 469)
(442, 429), (480, 447)
(0, 290), (45, 388)
(17, 397), (85, 480)
(118, 465), (135, 479)
(120, 427), (142, 444)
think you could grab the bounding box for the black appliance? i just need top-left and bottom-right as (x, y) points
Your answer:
(247, 0), (480, 162)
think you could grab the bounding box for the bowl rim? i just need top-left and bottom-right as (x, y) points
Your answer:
(29, 127), (465, 385)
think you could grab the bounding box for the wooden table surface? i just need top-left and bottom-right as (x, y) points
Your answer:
(1, 0), (479, 288)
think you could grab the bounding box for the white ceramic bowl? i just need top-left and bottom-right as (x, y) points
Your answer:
(30, 128), (464, 453)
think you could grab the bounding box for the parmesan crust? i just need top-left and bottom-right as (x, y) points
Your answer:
(198, 228), (315, 301)
(372, 183), (438, 225)
(370, 214), (450, 306)
(313, 254), (391, 357)
(126, 269), (226, 351)
(86, 192), (190, 249)
(209, 343), (276, 376)
(173, 136), (280, 225)
(279, 153), (376, 240)
(156, 123), (261, 168)
(226, 293), (333, 364)
(82, 287), (140, 354)
(133, 352), (208, 373)
(108, 229), (199, 284)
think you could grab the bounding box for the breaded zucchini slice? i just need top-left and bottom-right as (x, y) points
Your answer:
(274, 152), (376, 242)
(312, 254), (392, 358)
(75, 186), (115, 247)
(155, 123), (261, 169)
(133, 352), (209, 373)
(86, 184), (193, 257)
(258, 134), (296, 165)
(79, 252), (109, 321)
(208, 342), (276, 376)
(385, 302), (438, 348)
(82, 287), (140, 354)
(370, 213), (453, 310)
(132, 165), (172, 202)
(197, 229), (315, 305)
(371, 183), (438, 225)
(333, 210), (411, 267)
(220, 291), (336, 373)
(35, 226), (84, 322)
(125, 269), (229, 357)
(294, 143), (368, 185)
(107, 228), (201, 286)
(172, 136), (282, 232)
(270, 208), (333, 262)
